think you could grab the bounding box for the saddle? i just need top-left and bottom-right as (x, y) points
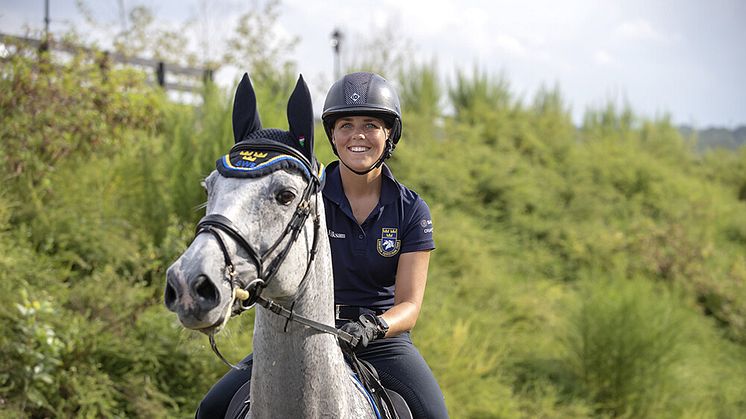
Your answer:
(224, 356), (413, 419)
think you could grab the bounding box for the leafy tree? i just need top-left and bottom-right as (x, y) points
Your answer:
(398, 60), (442, 121)
(75, 1), (198, 66)
(222, 0), (299, 106)
(341, 17), (414, 78)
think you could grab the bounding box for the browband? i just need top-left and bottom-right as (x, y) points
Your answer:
(217, 140), (325, 189)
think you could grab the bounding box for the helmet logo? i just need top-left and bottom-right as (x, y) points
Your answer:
(350, 93), (360, 102)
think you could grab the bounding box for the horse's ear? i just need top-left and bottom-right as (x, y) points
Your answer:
(287, 74), (314, 162)
(232, 73), (262, 143)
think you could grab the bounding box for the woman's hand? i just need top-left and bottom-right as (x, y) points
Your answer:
(338, 314), (388, 351)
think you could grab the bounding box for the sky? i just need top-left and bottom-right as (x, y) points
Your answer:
(1, 0), (745, 129)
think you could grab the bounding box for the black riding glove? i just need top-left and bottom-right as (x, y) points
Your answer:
(339, 313), (388, 352)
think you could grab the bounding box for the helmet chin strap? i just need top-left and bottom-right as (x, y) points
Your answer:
(338, 139), (393, 176)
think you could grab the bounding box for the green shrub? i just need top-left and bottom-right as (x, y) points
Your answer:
(563, 277), (686, 417)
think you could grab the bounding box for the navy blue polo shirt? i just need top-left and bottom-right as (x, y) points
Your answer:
(322, 161), (435, 311)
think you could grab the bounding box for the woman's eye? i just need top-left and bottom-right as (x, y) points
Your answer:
(275, 190), (296, 205)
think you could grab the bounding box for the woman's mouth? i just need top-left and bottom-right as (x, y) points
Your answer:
(348, 146), (370, 153)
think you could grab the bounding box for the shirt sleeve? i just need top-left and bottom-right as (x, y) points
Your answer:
(400, 197), (435, 253)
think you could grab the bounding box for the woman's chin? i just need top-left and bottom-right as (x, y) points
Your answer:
(340, 156), (377, 171)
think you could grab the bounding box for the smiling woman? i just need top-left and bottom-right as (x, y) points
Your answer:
(319, 72), (448, 419)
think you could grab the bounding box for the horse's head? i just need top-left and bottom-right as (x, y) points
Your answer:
(164, 73), (322, 334)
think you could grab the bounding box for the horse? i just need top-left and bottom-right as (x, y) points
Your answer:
(163, 74), (390, 418)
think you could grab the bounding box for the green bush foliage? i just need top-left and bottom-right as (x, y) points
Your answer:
(564, 277), (686, 417)
(2, 45), (745, 418)
(0, 48), (233, 418)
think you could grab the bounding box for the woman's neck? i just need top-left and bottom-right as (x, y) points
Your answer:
(339, 162), (383, 199)
(339, 163), (383, 225)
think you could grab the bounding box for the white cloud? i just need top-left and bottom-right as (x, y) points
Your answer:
(615, 18), (673, 43)
(594, 49), (614, 65)
(494, 34), (527, 56)
(384, 0), (464, 36)
(373, 9), (389, 29)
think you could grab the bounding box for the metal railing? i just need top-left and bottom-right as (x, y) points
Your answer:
(0, 32), (215, 93)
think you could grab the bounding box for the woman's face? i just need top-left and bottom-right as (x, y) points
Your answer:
(332, 116), (389, 172)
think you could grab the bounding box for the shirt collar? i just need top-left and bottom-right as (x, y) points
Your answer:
(323, 161), (399, 206)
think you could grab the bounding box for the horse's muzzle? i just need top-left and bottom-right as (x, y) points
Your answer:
(165, 265), (222, 325)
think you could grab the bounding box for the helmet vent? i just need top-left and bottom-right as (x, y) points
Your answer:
(344, 72), (372, 104)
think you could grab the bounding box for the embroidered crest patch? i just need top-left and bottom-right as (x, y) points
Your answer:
(377, 228), (401, 257)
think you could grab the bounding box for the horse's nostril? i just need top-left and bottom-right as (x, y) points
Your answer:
(193, 274), (219, 303)
(164, 276), (178, 311)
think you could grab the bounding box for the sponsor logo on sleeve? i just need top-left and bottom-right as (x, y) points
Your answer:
(420, 219), (433, 234)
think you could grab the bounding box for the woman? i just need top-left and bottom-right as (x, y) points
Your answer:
(197, 72), (448, 419)
(321, 72), (448, 419)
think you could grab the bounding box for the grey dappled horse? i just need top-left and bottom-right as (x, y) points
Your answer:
(164, 74), (376, 418)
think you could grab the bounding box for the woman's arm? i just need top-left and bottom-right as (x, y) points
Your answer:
(379, 250), (432, 337)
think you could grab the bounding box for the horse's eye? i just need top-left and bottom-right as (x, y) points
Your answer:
(276, 189), (296, 205)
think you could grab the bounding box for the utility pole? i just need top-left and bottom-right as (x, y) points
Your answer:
(42, 0), (50, 51)
(330, 28), (343, 80)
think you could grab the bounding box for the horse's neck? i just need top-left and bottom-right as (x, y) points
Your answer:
(249, 207), (371, 418)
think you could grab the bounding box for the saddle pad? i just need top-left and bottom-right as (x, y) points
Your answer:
(223, 379), (411, 419)
(225, 380), (251, 419)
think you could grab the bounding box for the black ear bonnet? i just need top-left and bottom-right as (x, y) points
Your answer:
(218, 73), (324, 188)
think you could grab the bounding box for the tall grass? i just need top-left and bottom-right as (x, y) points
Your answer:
(564, 277), (685, 417)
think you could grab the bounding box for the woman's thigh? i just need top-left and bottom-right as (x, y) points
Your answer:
(195, 355), (253, 419)
(358, 334), (449, 419)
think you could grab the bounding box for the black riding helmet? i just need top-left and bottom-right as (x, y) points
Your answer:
(322, 72), (402, 175)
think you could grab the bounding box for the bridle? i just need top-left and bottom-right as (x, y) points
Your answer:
(192, 142), (358, 369)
